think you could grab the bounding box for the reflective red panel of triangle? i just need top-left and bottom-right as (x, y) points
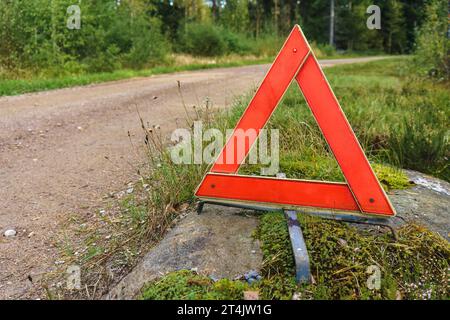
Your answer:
(195, 25), (396, 217)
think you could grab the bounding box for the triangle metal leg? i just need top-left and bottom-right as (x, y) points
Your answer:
(284, 210), (311, 284)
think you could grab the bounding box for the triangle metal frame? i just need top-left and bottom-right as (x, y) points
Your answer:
(195, 25), (396, 217)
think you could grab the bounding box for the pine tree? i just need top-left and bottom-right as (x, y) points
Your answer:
(381, 0), (407, 53)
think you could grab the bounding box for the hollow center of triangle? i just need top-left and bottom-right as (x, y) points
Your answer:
(237, 83), (344, 183)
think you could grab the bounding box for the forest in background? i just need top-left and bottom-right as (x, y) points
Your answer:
(0, 0), (448, 78)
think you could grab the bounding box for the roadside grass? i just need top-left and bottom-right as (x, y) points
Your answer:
(238, 57), (449, 182)
(0, 54), (273, 97)
(50, 57), (448, 299)
(46, 181), (190, 300)
(0, 51), (385, 97)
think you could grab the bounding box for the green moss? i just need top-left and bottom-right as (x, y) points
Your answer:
(140, 270), (250, 300)
(257, 276), (298, 300)
(255, 214), (295, 277)
(205, 278), (250, 300)
(255, 213), (450, 300)
(372, 164), (412, 191)
(242, 161), (411, 192)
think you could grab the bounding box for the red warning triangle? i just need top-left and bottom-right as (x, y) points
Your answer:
(195, 25), (395, 217)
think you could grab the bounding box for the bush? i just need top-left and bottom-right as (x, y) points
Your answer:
(316, 43), (337, 57)
(0, 0), (169, 74)
(84, 45), (122, 73)
(221, 29), (251, 55)
(178, 23), (273, 57)
(179, 23), (228, 57)
(124, 17), (170, 69)
(248, 35), (284, 57)
(414, 0), (450, 80)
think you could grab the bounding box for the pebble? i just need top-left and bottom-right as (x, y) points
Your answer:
(243, 291), (259, 300)
(292, 292), (302, 300)
(337, 238), (348, 248)
(244, 270), (262, 284)
(209, 275), (219, 282)
(4, 229), (17, 237)
(276, 172), (287, 179)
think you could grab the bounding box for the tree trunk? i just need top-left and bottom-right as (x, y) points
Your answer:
(329, 0), (335, 46)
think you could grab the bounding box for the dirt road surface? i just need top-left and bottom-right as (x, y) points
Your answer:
(0, 57), (387, 299)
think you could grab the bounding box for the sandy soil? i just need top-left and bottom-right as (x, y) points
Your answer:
(0, 57), (387, 299)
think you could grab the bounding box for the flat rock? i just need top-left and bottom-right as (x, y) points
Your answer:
(389, 170), (449, 239)
(106, 205), (262, 299)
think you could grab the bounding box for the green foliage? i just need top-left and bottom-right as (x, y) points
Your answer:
(381, 0), (407, 53)
(140, 270), (249, 300)
(221, 30), (252, 55)
(296, 0), (329, 44)
(178, 23), (254, 57)
(0, 0), (169, 75)
(144, 139), (205, 214)
(314, 43), (338, 57)
(0, 0), (439, 82)
(121, 17), (170, 69)
(413, 0), (450, 80)
(178, 23), (228, 57)
(257, 276), (298, 300)
(247, 35), (285, 57)
(336, 0), (381, 51)
(219, 0), (249, 33)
